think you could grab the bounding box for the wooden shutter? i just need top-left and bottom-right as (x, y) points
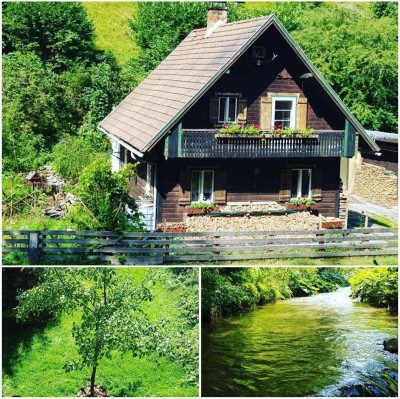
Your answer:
(312, 169), (323, 201)
(279, 169), (291, 202)
(214, 170), (227, 204)
(209, 97), (219, 124)
(261, 97), (273, 130)
(237, 98), (247, 123)
(297, 97), (308, 130)
(179, 171), (191, 205)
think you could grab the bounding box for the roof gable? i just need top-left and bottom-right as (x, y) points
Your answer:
(99, 15), (379, 153)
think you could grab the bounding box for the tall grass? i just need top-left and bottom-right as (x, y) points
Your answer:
(84, 2), (139, 65)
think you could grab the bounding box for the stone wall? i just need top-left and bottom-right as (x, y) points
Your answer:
(353, 162), (397, 208)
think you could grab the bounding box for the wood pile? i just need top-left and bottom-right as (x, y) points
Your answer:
(353, 162), (397, 208)
(185, 210), (320, 232)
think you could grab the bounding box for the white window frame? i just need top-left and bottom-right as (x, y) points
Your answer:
(271, 96), (297, 129)
(191, 170), (214, 203)
(291, 168), (312, 199)
(218, 96), (238, 124)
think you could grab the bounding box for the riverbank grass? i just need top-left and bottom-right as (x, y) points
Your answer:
(2, 269), (197, 397)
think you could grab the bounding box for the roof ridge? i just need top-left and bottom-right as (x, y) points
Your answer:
(193, 15), (271, 33)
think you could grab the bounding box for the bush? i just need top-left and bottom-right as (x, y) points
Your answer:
(52, 136), (107, 181)
(349, 267), (398, 308)
(68, 159), (144, 231)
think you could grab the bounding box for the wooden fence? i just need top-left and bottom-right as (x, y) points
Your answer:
(2, 228), (397, 265)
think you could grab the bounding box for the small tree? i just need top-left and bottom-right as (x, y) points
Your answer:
(16, 268), (162, 396)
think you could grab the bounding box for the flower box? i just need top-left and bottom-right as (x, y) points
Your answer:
(321, 220), (343, 229)
(215, 133), (264, 139)
(264, 134), (319, 139)
(286, 203), (317, 211)
(187, 206), (219, 216)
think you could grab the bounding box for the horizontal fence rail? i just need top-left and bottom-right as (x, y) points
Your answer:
(2, 228), (397, 265)
(169, 129), (345, 158)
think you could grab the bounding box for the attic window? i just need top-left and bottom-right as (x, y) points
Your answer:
(218, 96), (238, 123)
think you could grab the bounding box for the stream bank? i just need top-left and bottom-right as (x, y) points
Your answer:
(202, 287), (398, 397)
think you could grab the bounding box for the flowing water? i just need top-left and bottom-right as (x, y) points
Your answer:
(202, 287), (398, 397)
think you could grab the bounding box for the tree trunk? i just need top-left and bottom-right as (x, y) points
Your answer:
(90, 365), (97, 397)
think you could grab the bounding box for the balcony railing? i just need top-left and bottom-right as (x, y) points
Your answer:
(166, 129), (346, 158)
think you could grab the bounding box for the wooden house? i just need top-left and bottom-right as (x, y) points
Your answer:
(99, 7), (380, 230)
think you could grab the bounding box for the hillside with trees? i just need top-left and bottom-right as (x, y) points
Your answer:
(2, 1), (398, 233)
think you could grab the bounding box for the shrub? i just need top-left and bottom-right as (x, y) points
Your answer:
(68, 159), (144, 231)
(349, 267), (398, 309)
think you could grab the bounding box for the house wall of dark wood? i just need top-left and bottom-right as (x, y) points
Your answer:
(157, 157), (341, 223)
(182, 25), (344, 131)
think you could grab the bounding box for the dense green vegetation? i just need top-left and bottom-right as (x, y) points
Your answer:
(2, 268), (198, 397)
(202, 267), (398, 321)
(201, 267), (349, 321)
(349, 267), (398, 309)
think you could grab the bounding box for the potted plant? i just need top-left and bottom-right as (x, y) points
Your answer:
(286, 198), (317, 211)
(265, 126), (317, 138)
(217, 124), (263, 138)
(187, 201), (219, 215)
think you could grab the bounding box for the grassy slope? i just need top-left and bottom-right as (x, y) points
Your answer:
(84, 2), (138, 65)
(2, 269), (198, 397)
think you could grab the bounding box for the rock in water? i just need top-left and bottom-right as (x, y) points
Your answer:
(383, 337), (398, 353)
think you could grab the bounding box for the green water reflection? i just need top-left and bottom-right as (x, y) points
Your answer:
(202, 287), (398, 397)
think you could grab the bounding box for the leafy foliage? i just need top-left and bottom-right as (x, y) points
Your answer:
(16, 268), (161, 396)
(2, 2), (95, 69)
(68, 159), (143, 232)
(2, 3), (123, 173)
(52, 135), (109, 181)
(349, 267), (398, 308)
(202, 267), (349, 321)
(152, 268), (199, 384)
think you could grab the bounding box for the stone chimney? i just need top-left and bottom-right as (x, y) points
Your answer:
(207, 4), (228, 31)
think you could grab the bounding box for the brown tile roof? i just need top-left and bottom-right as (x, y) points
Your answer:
(99, 16), (273, 152)
(99, 14), (380, 153)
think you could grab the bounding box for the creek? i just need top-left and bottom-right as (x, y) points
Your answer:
(202, 287), (398, 396)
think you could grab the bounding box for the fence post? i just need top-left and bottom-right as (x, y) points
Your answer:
(28, 231), (40, 263)
(213, 234), (220, 258)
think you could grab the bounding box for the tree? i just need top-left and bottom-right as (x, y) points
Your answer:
(2, 2), (95, 70)
(2, 3), (124, 173)
(68, 159), (143, 232)
(2, 51), (70, 172)
(291, 4), (398, 132)
(16, 268), (161, 396)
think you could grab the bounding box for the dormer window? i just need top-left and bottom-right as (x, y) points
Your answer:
(272, 96), (297, 129)
(218, 96), (238, 123)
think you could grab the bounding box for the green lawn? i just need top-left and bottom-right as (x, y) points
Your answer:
(84, 2), (139, 65)
(2, 269), (198, 397)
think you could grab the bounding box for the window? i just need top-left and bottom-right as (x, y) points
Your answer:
(272, 97), (296, 129)
(191, 170), (214, 202)
(291, 169), (312, 199)
(218, 96), (238, 123)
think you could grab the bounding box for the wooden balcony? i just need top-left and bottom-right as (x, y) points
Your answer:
(166, 129), (346, 158)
